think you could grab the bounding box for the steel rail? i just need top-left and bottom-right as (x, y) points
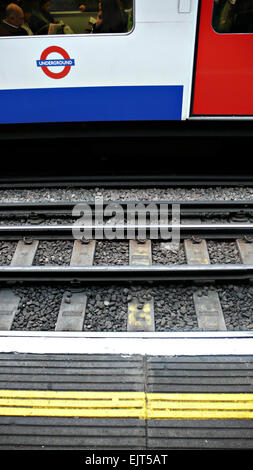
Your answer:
(0, 223), (252, 240)
(0, 200), (253, 217)
(0, 264), (253, 281)
(0, 174), (253, 188)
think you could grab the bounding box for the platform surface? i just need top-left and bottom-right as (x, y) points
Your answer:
(0, 353), (253, 449)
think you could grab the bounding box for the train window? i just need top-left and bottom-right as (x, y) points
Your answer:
(212, 0), (253, 33)
(0, 0), (134, 36)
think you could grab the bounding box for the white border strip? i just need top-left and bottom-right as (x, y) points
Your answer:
(0, 331), (253, 356)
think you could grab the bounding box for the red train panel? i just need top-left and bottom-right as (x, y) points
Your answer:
(193, 0), (253, 116)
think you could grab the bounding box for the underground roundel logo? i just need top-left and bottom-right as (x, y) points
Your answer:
(36, 46), (75, 79)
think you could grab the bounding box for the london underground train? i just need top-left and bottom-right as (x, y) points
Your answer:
(1, 0), (253, 126)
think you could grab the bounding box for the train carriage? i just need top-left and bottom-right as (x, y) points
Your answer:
(0, 0), (252, 125)
(0, 0), (253, 186)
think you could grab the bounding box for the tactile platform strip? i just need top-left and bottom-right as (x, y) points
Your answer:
(0, 390), (253, 420)
(0, 353), (145, 391)
(147, 355), (253, 392)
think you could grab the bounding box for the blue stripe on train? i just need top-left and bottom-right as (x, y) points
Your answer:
(0, 85), (183, 124)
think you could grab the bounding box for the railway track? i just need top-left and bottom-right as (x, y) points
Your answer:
(0, 200), (252, 331)
(1, 199), (253, 451)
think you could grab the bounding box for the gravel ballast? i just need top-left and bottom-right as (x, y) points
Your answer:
(8, 282), (253, 332)
(0, 239), (243, 266)
(93, 241), (129, 265)
(33, 241), (74, 265)
(0, 241), (17, 265)
(1, 185), (253, 333)
(0, 186), (253, 203)
(207, 241), (241, 264)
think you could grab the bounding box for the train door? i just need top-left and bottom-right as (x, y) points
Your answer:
(193, 0), (253, 116)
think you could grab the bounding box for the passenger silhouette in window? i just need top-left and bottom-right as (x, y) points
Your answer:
(213, 0), (253, 33)
(0, 2), (28, 35)
(92, 0), (127, 33)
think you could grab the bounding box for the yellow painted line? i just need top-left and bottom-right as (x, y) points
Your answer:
(0, 407), (146, 418)
(147, 393), (253, 419)
(0, 390), (253, 419)
(0, 398), (145, 409)
(147, 410), (253, 419)
(147, 393), (253, 401)
(0, 390), (146, 419)
(149, 401), (253, 410)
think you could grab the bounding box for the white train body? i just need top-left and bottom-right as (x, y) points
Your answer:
(0, 0), (199, 123)
(1, 0), (253, 124)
